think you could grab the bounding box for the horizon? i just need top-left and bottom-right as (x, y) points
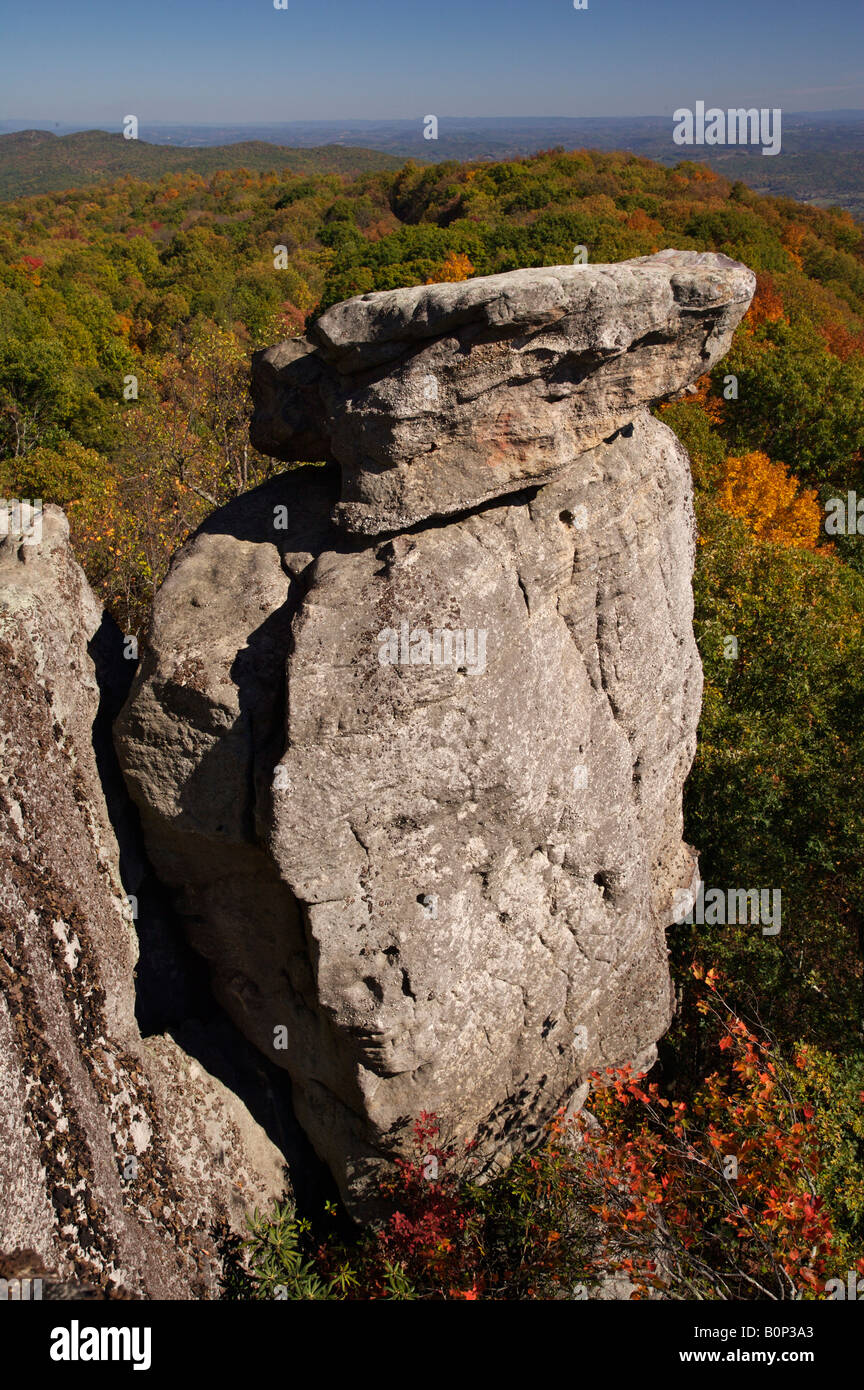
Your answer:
(3, 109), (864, 132)
(1, 0), (862, 124)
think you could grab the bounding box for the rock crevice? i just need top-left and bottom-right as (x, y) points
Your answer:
(0, 509), (304, 1296)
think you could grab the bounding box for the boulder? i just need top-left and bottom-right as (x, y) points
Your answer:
(0, 507), (290, 1297)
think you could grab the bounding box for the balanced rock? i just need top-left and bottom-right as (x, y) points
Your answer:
(117, 250), (751, 1212)
(251, 250), (755, 535)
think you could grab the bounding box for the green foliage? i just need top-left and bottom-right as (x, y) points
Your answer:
(0, 438), (105, 507)
(722, 316), (864, 488)
(672, 497), (864, 1053)
(655, 398), (726, 490)
(242, 1202), (417, 1301)
(784, 1046), (864, 1264)
(0, 130), (400, 201)
(243, 1205), (355, 1301)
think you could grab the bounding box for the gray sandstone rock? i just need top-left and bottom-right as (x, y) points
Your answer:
(117, 414), (703, 1212)
(116, 254), (752, 1214)
(251, 251), (755, 535)
(0, 508), (289, 1296)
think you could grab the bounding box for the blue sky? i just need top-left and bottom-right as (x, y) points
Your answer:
(0, 0), (861, 124)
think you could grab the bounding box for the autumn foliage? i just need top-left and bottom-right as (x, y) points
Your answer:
(241, 970), (863, 1301)
(716, 449), (823, 548)
(425, 250), (475, 283)
(578, 969), (846, 1299)
(745, 271), (786, 330)
(2, 150), (864, 1300)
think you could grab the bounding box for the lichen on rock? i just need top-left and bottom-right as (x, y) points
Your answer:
(0, 507), (291, 1296)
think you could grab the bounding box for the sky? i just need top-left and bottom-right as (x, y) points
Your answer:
(0, 0), (862, 125)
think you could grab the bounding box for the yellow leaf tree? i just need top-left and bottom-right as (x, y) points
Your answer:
(717, 450), (823, 548)
(425, 251), (474, 284)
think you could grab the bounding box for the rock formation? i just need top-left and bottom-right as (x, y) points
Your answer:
(0, 507), (291, 1297)
(116, 251), (753, 1213)
(251, 249), (755, 535)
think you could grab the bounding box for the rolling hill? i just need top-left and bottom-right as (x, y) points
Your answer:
(0, 129), (402, 201)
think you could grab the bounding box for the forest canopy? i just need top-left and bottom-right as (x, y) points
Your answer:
(2, 150), (863, 1221)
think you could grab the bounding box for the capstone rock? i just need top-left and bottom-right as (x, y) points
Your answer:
(251, 250), (755, 535)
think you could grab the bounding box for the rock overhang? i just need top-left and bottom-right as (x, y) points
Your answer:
(251, 250), (755, 536)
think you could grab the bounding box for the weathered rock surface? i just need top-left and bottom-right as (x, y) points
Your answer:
(0, 508), (291, 1297)
(117, 253), (751, 1213)
(251, 250), (755, 535)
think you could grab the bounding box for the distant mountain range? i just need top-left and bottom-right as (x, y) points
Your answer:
(0, 129), (401, 201)
(1, 114), (862, 216)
